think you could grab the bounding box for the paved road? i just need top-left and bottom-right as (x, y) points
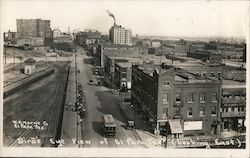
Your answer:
(75, 47), (145, 148)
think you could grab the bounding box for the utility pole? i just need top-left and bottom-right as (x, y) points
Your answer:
(4, 46), (7, 65)
(13, 50), (15, 72)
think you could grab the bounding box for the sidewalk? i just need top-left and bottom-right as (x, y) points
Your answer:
(60, 62), (80, 147)
(118, 97), (244, 149)
(119, 100), (165, 148)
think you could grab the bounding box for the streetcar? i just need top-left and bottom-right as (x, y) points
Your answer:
(102, 114), (116, 137)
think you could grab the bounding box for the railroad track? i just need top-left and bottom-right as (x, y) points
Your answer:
(42, 81), (65, 146)
(4, 62), (70, 147)
(3, 93), (34, 113)
(6, 88), (58, 147)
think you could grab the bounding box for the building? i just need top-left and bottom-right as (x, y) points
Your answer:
(109, 24), (132, 46)
(3, 30), (18, 44)
(221, 80), (246, 133)
(53, 29), (61, 38)
(114, 62), (132, 90)
(131, 62), (222, 137)
(16, 37), (44, 46)
(51, 33), (73, 52)
(16, 18), (52, 38)
(151, 40), (161, 48)
(95, 44), (147, 67)
(24, 58), (36, 75)
(75, 30), (102, 46)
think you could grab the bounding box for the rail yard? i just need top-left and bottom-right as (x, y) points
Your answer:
(3, 61), (70, 147)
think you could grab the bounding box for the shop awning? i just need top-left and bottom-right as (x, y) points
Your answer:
(169, 119), (183, 134)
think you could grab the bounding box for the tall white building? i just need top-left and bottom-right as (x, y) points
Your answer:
(109, 24), (132, 46)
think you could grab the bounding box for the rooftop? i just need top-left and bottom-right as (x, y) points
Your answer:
(136, 63), (219, 83)
(222, 79), (246, 89)
(115, 62), (132, 68)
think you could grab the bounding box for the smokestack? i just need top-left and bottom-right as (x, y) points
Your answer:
(107, 10), (116, 25)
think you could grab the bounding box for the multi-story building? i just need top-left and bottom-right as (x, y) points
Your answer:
(114, 62), (132, 90)
(221, 80), (246, 133)
(109, 24), (132, 46)
(3, 30), (18, 44)
(75, 30), (102, 46)
(95, 44), (147, 67)
(16, 18), (52, 38)
(131, 61), (222, 137)
(53, 29), (61, 38)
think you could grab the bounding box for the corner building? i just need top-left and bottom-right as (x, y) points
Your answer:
(131, 62), (222, 137)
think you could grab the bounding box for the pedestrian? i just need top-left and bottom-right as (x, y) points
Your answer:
(161, 136), (166, 146)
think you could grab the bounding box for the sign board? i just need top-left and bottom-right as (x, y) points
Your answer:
(127, 82), (131, 89)
(184, 121), (202, 130)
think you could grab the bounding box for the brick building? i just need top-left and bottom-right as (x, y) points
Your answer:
(95, 44), (147, 67)
(114, 62), (132, 90)
(221, 80), (246, 133)
(131, 62), (222, 137)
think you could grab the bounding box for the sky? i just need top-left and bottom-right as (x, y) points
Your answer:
(1, 0), (249, 37)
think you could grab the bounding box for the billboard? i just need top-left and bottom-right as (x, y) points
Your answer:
(184, 121), (202, 130)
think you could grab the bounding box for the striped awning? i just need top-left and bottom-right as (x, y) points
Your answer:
(169, 119), (183, 134)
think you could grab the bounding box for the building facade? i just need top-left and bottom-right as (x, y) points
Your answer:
(221, 82), (246, 133)
(114, 62), (132, 90)
(3, 30), (18, 44)
(53, 29), (61, 38)
(131, 62), (222, 137)
(16, 19), (52, 38)
(75, 30), (101, 46)
(24, 58), (36, 75)
(109, 24), (132, 46)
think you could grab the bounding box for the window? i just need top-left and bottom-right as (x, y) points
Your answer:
(200, 93), (205, 102)
(199, 107), (205, 117)
(163, 82), (170, 86)
(212, 106), (216, 116)
(211, 72), (214, 77)
(175, 109), (180, 117)
(212, 93), (217, 102)
(176, 93), (181, 103)
(234, 107), (238, 112)
(187, 107), (192, 117)
(188, 93), (193, 103)
(218, 72), (221, 77)
(163, 93), (169, 104)
(162, 108), (168, 119)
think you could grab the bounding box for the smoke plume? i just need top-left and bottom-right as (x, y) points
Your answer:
(107, 10), (116, 24)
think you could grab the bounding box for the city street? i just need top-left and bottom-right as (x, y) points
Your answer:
(74, 47), (146, 148)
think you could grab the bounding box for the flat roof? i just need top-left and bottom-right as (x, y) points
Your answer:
(116, 62), (132, 68)
(222, 79), (246, 89)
